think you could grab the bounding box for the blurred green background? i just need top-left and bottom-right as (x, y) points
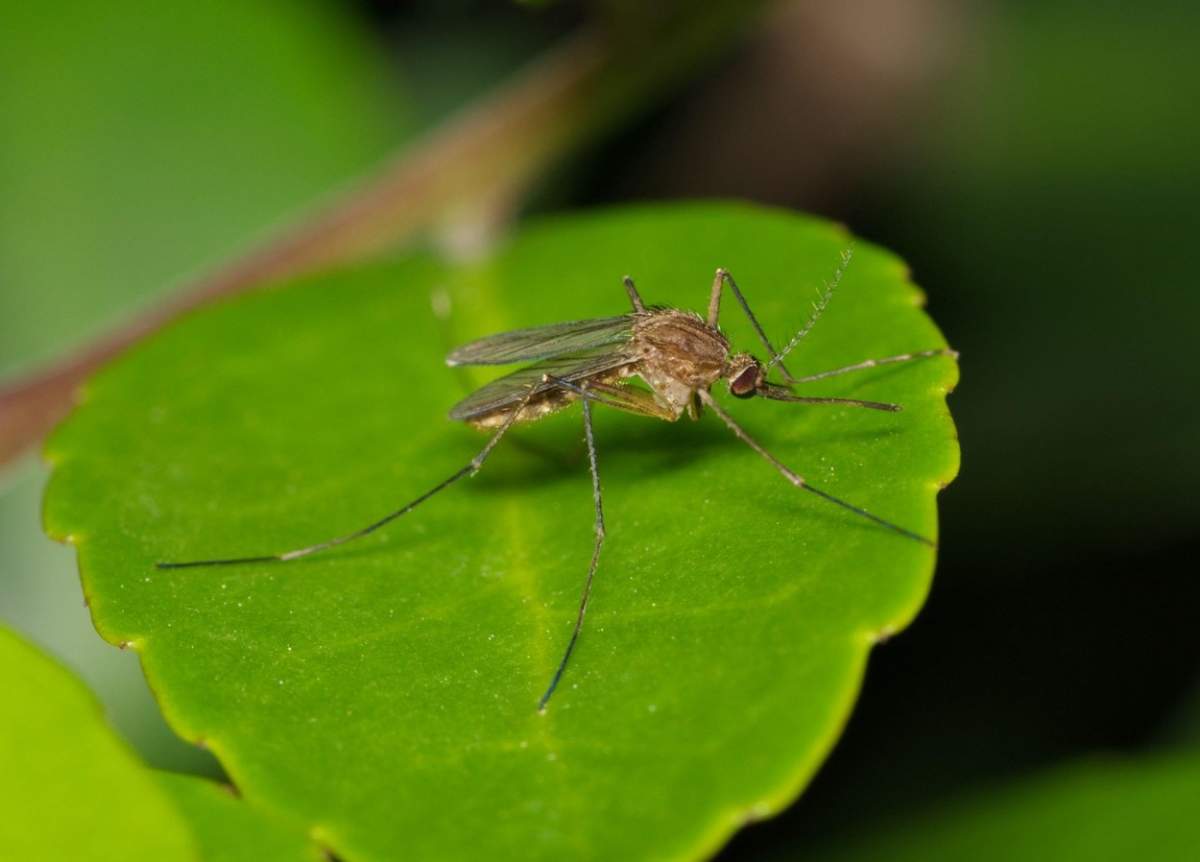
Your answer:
(2, 0), (1197, 856)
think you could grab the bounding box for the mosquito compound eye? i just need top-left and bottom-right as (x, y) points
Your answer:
(730, 366), (759, 398)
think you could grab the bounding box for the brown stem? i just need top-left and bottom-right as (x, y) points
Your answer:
(0, 6), (764, 468)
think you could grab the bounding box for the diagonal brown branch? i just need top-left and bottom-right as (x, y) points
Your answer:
(0, 31), (599, 469)
(0, 6), (764, 469)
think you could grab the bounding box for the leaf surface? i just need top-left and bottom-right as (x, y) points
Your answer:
(44, 203), (959, 860)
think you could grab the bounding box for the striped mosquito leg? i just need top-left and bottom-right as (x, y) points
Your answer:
(156, 384), (542, 570)
(697, 390), (934, 547)
(538, 381), (606, 711)
(789, 348), (957, 384)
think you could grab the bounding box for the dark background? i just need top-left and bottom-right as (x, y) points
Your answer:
(566, 3), (1200, 855)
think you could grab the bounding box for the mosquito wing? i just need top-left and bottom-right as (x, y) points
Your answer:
(446, 315), (634, 367)
(448, 347), (636, 421)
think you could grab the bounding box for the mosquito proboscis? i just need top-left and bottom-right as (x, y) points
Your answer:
(157, 249), (956, 710)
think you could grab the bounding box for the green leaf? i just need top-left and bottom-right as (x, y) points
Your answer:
(44, 203), (959, 860)
(802, 753), (1200, 862)
(156, 772), (321, 862)
(0, 626), (198, 861)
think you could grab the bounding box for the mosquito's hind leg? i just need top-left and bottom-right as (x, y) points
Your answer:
(696, 389), (935, 546)
(156, 384), (543, 569)
(538, 383), (607, 711)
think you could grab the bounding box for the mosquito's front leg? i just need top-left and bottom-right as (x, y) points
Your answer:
(706, 268), (795, 381)
(696, 389), (934, 547)
(788, 348), (958, 384)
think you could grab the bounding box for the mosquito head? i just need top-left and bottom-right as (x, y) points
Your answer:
(725, 353), (764, 399)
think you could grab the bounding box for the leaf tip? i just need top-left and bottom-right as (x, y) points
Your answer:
(741, 801), (773, 824)
(871, 624), (900, 645)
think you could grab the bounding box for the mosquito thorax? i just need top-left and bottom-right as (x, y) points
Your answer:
(726, 354), (763, 398)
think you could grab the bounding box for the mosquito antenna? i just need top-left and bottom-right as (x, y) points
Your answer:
(156, 384), (542, 570)
(766, 246), (853, 374)
(697, 389), (934, 547)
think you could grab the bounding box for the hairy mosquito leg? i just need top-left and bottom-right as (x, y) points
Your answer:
(788, 348), (957, 384)
(696, 390), (934, 547)
(538, 383), (606, 711)
(707, 268), (795, 381)
(623, 276), (647, 313)
(156, 384), (543, 570)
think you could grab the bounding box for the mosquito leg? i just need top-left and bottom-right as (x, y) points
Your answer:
(707, 268), (796, 382)
(156, 384), (543, 569)
(623, 276), (647, 313)
(757, 388), (902, 412)
(538, 383), (606, 711)
(696, 390), (934, 546)
(788, 348), (958, 384)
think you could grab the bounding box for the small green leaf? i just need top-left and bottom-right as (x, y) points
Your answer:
(157, 772), (321, 862)
(1, 625), (318, 860)
(0, 0), (410, 778)
(803, 753), (1200, 862)
(0, 626), (198, 861)
(44, 203), (959, 860)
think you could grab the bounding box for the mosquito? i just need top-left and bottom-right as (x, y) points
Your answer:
(158, 248), (956, 710)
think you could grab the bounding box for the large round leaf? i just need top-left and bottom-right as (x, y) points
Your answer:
(44, 203), (959, 860)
